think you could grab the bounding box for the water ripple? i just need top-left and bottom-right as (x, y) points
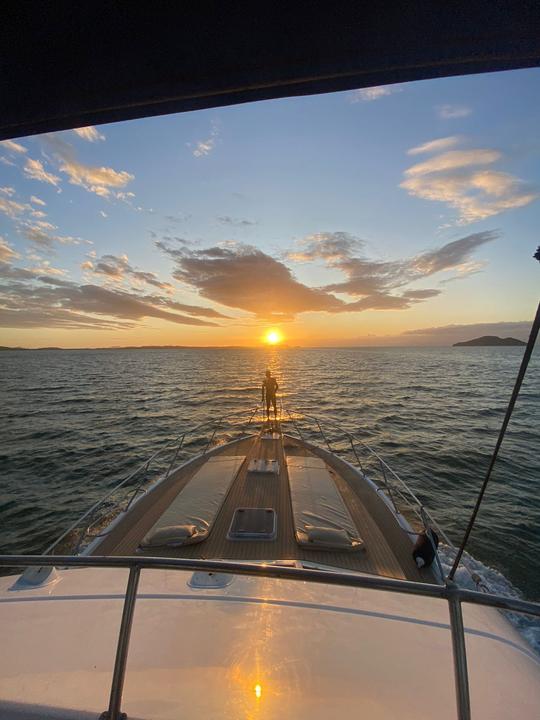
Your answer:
(0, 345), (538, 604)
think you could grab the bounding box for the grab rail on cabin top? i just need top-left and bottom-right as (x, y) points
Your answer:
(1, 554), (540, 720)
(44, 406), (260, 556)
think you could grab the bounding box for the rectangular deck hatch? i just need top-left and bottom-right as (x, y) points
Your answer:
(228, 508), (277, 540)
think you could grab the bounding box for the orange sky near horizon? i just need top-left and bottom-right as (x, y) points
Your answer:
(2, 293), (534, 349)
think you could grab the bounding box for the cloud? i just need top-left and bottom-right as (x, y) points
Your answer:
(0, 139), (27, 154)
(401, 140), (538, 223)
(99, 210), (108, 218)
(157, 229), (496, 320)
(216, 215), (256, 227)
(317, 319), (532, 347)
(346, 293), (413, 311)
(0, 265), (220, 329)
(404, 149), (501, 177)
(288, 231), (364, 264)
(155, 236), (193, 251)
(20, 222), (80, 249)
(193, 139), (215, 157)
(401, 289), (442, 299)
(164, 213), (191, 224)
(0, 196), (29, 219)
(349, 85), (403, 102)
(294, 230), (497, 298)
(43, 135), (133, 197)
(60, 160), (133, 196)
(166, 243), (346, 319)
(437, 104), (471, 119)
(24, 158), (61, 186)
(0, 305), (131, 330)
(73, 126), (106, 142)
(83, 253), (175, 293)
(438, 261), (486, 283)
(410, 233), (497, 275)
(28, 260), (67, 277)
(0, 237), (19, 262)
(407, 136), (463, 155)
(137, 294), (230, 319)
(30, 195), (46, 207)
(403, 320), (531, 344)
(116, 191), (135, 202)
(192, 121), (219, 157)
(0, 186), (16, 197)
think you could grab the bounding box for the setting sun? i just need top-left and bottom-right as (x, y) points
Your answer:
(264, 329), (284, 345)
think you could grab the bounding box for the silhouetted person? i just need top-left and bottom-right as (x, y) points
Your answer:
(261, 369), (278, 420)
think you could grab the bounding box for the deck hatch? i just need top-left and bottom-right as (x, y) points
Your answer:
(228, 508), (277, 540)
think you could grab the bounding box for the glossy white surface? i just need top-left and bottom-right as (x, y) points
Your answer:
(0, 567), (538, 719)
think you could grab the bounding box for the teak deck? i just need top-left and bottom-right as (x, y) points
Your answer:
(93, 428), (430, 582)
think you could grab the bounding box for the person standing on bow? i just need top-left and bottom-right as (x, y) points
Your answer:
(261, 369), (279, 420)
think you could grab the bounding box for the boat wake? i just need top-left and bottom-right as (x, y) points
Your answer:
(438, 545), (540, 655)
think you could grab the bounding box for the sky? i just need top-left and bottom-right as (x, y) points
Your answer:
(1, 68), (539, 348)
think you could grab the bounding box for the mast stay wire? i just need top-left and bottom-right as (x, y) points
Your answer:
(448, 296), (540, 581)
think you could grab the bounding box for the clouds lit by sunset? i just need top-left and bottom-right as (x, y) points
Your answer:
(0, 69), (538, 347)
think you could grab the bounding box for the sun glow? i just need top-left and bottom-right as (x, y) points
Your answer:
(263, 329), (283, 345)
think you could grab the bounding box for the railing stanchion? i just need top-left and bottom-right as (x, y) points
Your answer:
(447, 587), (471, 720)
(164, 434), (186, 481)
(348, 435), (365, 475)
(203, 421), (221, 453)
(286, 410), (304, 440)
(102, 565), (141, 720)
(379, 457), (397, 509)
(315, 419), (333, 453)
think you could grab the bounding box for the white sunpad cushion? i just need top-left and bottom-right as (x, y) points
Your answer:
(140, 455), (246, 549)
(287, 459), (364, 552)
(141, 524), (197, 548)
(286, 455), (327, 469)
(305, 525), (363, 550)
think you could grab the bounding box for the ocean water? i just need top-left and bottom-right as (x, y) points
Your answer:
(1, 346), (539, 610)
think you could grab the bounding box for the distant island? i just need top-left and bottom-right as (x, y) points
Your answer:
(453, 336), (526, 347)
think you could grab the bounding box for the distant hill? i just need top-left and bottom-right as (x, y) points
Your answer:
(0, 346), (62, 351)
(453, 336), (526, 347)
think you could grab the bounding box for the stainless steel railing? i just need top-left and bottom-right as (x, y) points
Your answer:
(281, 408), (451, 573)
(1, 554), (539, 720)
(45, 404), (451, 567)
(281, 409), (517, 593)
(44, 406), (260, 556)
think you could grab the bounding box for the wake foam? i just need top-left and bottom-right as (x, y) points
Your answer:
(438, 545), (540, 655)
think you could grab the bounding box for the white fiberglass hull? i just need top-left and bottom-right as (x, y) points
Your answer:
(0, 566), (538, 720)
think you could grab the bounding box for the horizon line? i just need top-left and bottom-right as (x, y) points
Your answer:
(0, 342), (524, 352)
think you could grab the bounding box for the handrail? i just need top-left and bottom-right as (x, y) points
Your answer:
(281, 408), (518, 598)
(45, 406), (260, 556)
(1, 554), (539, 720)
(46, 403), (472, 583)
(1, 555), (539, 615)
(281, 407), (451, 544)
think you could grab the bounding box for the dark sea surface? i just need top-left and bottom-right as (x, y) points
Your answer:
(1, 346), (539, 608)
